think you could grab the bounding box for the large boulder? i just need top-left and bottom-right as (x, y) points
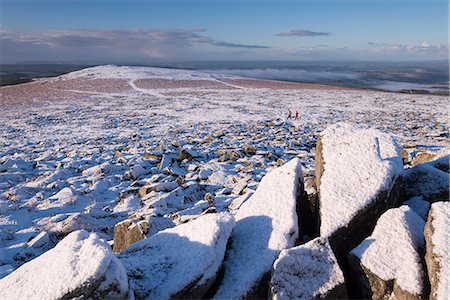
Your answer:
(113, 216), (175, 253)
(270, 237), (347, 299)
(403, 163), (449, 202)
(0, 230), (128, 299)
(348, 206), (426, 299)
(425, 201), (450, 300)
(315, 123), (403, 258)
(213, 157), (305, 299)
(119, 212), (235, 300)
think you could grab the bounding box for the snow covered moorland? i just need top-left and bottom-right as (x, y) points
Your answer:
(0, 66), (448, 299)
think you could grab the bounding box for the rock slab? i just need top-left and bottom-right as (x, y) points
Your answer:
(425, 201), (450, 300)
(348, 206), (426, 300)
(0, 230), (129, 299)
(315, 123), (403, 257)
(119, 212), (235, 300)
(270, 237), (347, 299)
(213, 157), (305, 299)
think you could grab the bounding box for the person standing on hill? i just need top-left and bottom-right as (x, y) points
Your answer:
(295, 111), (299, 120)
(287, 110), (292, 120)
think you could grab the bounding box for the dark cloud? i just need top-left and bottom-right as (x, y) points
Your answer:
(368, 42), (386, 46)
(275, 29), (331, 37)
(0, 28), (270, 63)
(210, 41), (270, 49)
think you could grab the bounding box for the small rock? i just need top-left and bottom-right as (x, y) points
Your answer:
(270, 237), (347, 300)
(199, 168), (213, 180)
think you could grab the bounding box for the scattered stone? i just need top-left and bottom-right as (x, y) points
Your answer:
(348, 206), (426, 299)
(270, 237), (347, 300)
(199, 168), (213, 180)
(244, 144), (257, 155)
(0, 230), (129, 299)
(411, 150), (437, 166)
(425, 201), (450, 300)
(155, 181), (179, 192)
(27, 231), (51, 248)
(113, 217), (175, 253)
(177, 149), (194, 162)
(204, 193), (215, 207)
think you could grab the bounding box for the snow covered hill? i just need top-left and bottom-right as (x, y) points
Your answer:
(0, 66), (448, 299)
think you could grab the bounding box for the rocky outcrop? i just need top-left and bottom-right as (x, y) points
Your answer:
(270, 237), (347, 299)
(113, 216), (175, 253)
(315, 123), (403, 258)
(425, 201), (450, 300)
(213, 157), (306, 299)
(0, 230), (128, 299)
(403, 164), (449, 202)
(119, 213), (235, 300)
(348, 206), (426, 299)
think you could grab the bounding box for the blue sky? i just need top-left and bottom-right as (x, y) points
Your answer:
(0, 0), (448, 63)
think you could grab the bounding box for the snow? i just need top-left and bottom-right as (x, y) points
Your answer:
(119, 212), (235, 299)
(0, 65), (448, 283)
(403, 163), (449, 200)
(271, 237), (345, 299)
(350, 206), (425, 295)
(318, 122), (403, 237)
(0, 230), (128, 299)
(428, 201), (450, 300)
(404, 196), (430, 220)
(213, 157), (303, 299)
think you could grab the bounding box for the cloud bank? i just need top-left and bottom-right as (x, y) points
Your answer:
(0, 28), (270, 63)
(275, 29), (331, 37)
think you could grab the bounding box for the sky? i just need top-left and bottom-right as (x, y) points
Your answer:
(0, 0), (448, 64)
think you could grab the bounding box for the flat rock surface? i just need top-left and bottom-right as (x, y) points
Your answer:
(425, 201), (450, 300)
(0, 230), (128, 299)
(119, 212), (235, 300)
(271, 237), (346, 300)
(213, 157), (304, 299)
(403, 164), (449, 202)
(349, 206), (426, 299)
(317, 122), (403, 237)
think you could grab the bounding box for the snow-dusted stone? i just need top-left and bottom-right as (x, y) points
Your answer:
(113, 217), (175, 253)
(315, 123), (403, 257)
(119, 213), (235, 299)
(270, 237), (347, 300)
(213, 157), (305, 299)
(426, 154), (449, 173)
(411, 150), (437, 166)
(425, 201), (450, 300)
(403, 164), (449, 202)
(348, 206), (426, 299)
(404, 196), (430, 220)
(0, 230), (128, 299)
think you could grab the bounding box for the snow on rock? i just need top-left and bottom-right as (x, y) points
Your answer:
(113, 216), (175, 253)
(119, 212), (235, 300)
(270, 237), (347, 300)
(348, 206), (426, 299)
(213, 157), (304, 299)
(426, 154), (449, 173)
(315, 123), (403, 257)
(425, 201), (450, 300)
(0, 230), (129, 299)
(404, 196), (430, 220)
(403, 163), (449, 202)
